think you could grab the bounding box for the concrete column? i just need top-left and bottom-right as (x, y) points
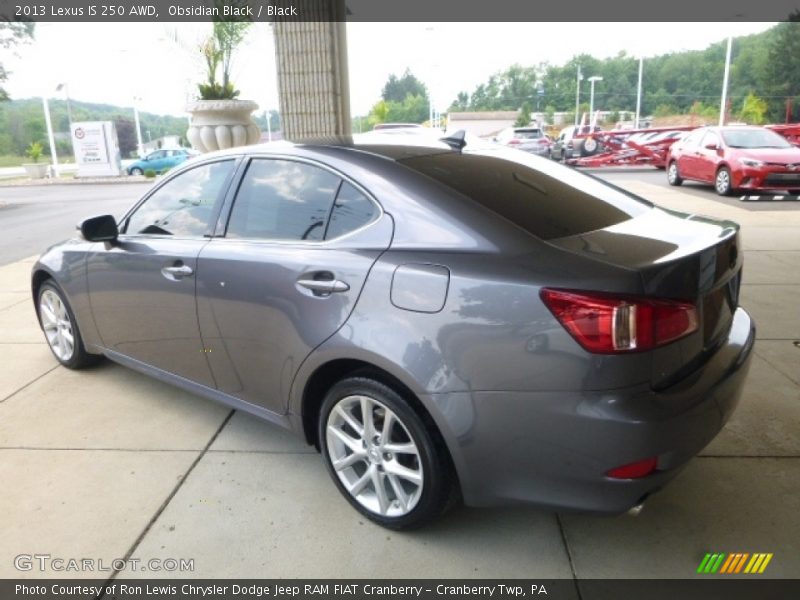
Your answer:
(273, 1), (351, 139)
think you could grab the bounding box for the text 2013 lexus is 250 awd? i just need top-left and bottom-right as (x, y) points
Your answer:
(32, 133), (754, 529)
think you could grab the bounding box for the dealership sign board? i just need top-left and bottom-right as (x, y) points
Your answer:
(71, 121), (122, 177)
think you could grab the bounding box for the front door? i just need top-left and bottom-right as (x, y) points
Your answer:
(196, 157), (393, 414)
(695, 130), (721, 183)
(87, 159), (237, 386)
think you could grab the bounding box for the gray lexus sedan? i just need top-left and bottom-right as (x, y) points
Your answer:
(32, 134), (755, 529)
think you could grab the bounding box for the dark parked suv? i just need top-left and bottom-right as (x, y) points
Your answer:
(32, 135), (754, 529)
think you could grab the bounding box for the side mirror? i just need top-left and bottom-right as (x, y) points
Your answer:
(80, 215), (118, 243)
(143, 156), (150, 161)
(704, 143), (718, 150)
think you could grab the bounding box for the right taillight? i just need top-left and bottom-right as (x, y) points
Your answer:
(540, 288), (698, 354)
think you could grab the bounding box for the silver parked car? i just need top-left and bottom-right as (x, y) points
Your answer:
(495, 126), (552, 157)
(32, 134), (754, 529)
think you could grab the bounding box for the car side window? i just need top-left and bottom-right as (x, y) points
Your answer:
(124, 160), (235, 237)
(324, 182), (378, 240)
(226, 158), (340, 242)
(683, 130), (705, 147)
(702, 131), (720, 148)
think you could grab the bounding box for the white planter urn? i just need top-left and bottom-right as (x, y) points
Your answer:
(23, 163), (49, 179)
(186, 99), (261, 153)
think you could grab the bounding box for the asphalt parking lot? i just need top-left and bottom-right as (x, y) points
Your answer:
(0, 174), (798, 582)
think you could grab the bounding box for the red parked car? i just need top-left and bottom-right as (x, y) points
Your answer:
(666, 125), (800, 196)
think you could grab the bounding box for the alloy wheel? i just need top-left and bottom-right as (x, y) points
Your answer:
(39, 289), (75, 361)
(668, 163), (679, 184)
(716, 169), (731, 195)
(326, 394), (424, 517)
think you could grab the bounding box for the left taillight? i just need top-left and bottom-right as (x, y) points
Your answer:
(540, 288), (698, 354)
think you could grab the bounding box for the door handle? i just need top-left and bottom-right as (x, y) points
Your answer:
(297, 278), (350, 294)
(161, 263), (194, 280)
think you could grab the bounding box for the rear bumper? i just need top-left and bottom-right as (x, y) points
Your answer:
(425, 307), (755, 512)
(522, 146), (551, 157)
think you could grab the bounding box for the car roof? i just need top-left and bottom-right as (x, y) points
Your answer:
(197, 135), (461, 163)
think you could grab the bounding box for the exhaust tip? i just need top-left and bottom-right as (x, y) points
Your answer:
(627, 503), (645, 517)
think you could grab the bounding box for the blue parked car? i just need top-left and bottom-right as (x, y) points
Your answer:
(127, 148), (197, 175)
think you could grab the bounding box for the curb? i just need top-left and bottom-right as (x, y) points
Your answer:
(0, 177), (156, 189)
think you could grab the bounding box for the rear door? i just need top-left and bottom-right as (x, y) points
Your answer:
(87, 159), (237, 386)
(675, 129), (706, 179)
(195, 156), (393, 414)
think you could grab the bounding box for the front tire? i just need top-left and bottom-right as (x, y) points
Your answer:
(319, 376), (456, 529)
(129, 167), (143, 176)
(715, 166), (733, 196)
(38, 281), (99, 369)
(667, 161), (683, 186)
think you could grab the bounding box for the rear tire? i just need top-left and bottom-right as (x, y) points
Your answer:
(37, 281), (100, 369)
(667, 161), (683, 186)
(319, 376), (457, 530)
(715, 166), (733, 196)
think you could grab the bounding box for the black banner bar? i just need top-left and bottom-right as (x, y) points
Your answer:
(2, 579), (800, 600)
(2, 0), (800, 22)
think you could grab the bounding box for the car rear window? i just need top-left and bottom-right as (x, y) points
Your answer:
(515, 129), (543, 139)
(398, 150), (651, 241)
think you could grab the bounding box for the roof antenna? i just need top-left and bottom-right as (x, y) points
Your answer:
(440, 130), (467, 151)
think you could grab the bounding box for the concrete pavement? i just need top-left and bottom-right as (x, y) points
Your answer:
(0, 183), (798, 581)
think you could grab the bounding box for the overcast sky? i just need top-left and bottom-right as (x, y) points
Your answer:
(3, 22), (776, 118)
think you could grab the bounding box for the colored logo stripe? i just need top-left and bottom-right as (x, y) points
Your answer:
(720, 553), (748, 573)
(698, 552), (773, 574)
(697, 553), (726, 573)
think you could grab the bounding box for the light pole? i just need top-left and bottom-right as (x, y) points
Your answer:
(574, 66), (583, 126)
(55, 83), (73, 128)
(41, 97), (59, 177)
(132, 96), (144, 157)
(425, 25), (437, 128)
(719, 36), (733, 127)
(635, 57), (643, 129)
(588, 76), (603, 122)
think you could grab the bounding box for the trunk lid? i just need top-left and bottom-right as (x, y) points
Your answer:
(548, 207), (742, 388)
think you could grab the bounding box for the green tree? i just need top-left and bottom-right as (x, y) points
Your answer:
(653, 104), (676, 117)
(385, 94), (428, 124)
(113, 117), (138, 157)
(447, 25), (800, 122)
(367, 99), (390, 129)
(382, 69), (428, 103)
(0, 22), (35, 101)
(763, 16), (800, 121)
(515, 102), (532, 127)
(739, 92), (768, 124)
(449, 91), (469, 112)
